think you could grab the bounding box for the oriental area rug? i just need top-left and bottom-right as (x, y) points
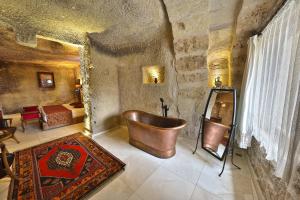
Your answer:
(8, 133), (125, 200)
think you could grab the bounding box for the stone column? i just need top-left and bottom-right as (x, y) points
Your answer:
(163, 0), (209, 137)
(79, 34), (93, 136)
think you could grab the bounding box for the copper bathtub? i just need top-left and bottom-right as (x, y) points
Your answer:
(123, 110), (187, 158)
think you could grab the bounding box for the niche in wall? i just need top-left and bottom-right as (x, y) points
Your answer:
(142, 65), (165, 84)
(207, 50), (231, 87)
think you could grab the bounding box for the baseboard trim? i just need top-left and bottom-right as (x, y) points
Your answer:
(92, 126), (121, 139)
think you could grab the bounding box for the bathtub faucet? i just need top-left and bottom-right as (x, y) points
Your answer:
(160, 98), (169, 117)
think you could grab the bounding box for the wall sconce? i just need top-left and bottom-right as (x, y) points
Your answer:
(142, 65), (165, 84)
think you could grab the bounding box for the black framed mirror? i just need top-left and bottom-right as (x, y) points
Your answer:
(201, 88), (236, 160)
(193, 88), (239, 176)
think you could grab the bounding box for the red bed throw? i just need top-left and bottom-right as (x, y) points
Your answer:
(42, 105), (72, 129)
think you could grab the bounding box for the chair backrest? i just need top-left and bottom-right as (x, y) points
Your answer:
(23, 106), (39, 113)
(21, 112), (40, 120)
(0, 119), (8, 128)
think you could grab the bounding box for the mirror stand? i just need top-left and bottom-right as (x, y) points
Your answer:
(193, 88), (241, 177)
(217, 124), (240, 176)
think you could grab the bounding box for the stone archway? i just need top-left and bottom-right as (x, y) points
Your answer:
(0, 25), (94, 136)
(29, 34), (94, 136)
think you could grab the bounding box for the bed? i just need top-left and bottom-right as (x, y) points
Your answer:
(40, 104), (84, 130)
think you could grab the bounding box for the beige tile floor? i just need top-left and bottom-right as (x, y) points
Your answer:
(0, 114), (257, 200)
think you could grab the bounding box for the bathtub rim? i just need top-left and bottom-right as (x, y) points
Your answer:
(122, 110), (187, 131)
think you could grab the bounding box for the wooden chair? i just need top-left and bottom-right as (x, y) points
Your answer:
(21, 106), (40, 132)
(0, 118), (19, 143)
(0, 105), (19, 143)
(0, 143), (16, 179)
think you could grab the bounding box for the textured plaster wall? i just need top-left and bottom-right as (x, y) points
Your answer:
(87, 0), (176, 133)
(88, 39), (177, 133)
(88, 38), (176, 133)
(117, 38), (176, 117)
(89, 47), (120, 133)
(0, 62), (77, 113)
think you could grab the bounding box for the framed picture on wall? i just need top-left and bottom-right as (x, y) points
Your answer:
(37, 72), (55, 88)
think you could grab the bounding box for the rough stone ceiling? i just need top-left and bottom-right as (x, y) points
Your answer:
(235, 0), (285, 42)
(0, 27), (80, 67)
(0, 0), (285, 66)
(0, 0), (165, 45)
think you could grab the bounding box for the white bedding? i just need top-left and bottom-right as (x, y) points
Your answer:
(62, 104), (85, 118)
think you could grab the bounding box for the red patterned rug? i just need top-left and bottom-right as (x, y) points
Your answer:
(8, 133), (125, 200)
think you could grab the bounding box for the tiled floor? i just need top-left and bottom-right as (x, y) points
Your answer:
(0, 114), (257, 200)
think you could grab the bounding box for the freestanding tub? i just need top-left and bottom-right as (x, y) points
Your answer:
(122, 110), (187, 158)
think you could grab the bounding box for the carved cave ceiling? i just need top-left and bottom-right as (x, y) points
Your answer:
(0, 0), (285, 69)
(0, 0), (166, 66)
(0, 0), (165, 45)
(0, 27), (80, 67)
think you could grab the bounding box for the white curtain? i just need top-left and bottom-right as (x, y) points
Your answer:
(238, 0), (300, 178)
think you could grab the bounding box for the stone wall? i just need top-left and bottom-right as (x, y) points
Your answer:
(0, 62), (78, 113)
(248, 135), (300, 200)
(88, 46), (121, 133)
(84, 0), (177, 134)
(87, 8), (176, 133)
(288, 110), (300, 199)
(248, 138), (289, 199)
(79, 36), (93, 134)
(232, 0), (285, 91)
(87, 44), (177, 133)
(117, 39), (176, 117)
(163, 0), (209, 137)
(249, 107), (299, 200)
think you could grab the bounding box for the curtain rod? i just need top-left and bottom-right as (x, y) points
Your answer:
(257, 0), (288, 35)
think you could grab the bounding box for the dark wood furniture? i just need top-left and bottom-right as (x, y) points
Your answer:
(0, 143), (16, 179)
(0, 118), (19, 143)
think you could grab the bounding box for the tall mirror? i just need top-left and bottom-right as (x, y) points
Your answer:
(194, 88), (237, 162)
